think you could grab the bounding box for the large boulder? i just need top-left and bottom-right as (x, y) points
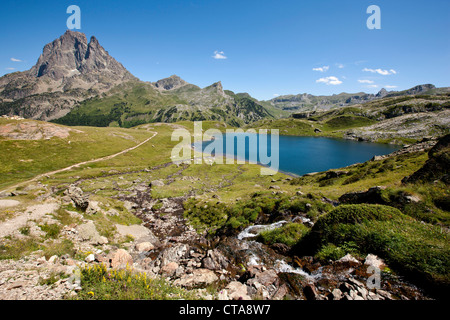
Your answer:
(109, 249), (133, 268)
(339, 186), (387, 204)
(173, 269), (218, 288)
(224, 281), (252, 300)
(201, 249), (229, 271)
(85, 200), (102, 215)
(64, 185), (89, 210)
(76, 221), (108, 245)
(402, 133), (450, 185)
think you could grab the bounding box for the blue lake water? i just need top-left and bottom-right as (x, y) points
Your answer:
(194, 133), (401, 176)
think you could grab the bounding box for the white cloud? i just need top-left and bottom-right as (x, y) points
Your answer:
(358, 79), (374, 84)
(367, 84), (379, 88)
(5, 67), (15, 70)
(336, 63), (345, 69)
(385, 85), (398, 89)
(10, 58), (22, 62)
(273, 94), (280, 97)
(313, 66), (329, 72)
(362, 68), (397, 75)
(316, 76), (342, 85)
(213, 51), (227, 60)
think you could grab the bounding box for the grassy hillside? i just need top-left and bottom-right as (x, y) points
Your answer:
(1, 117), (448, 299)
(250, 93), (450, 144)
(0, 118), (154, 189)
(52, 81), (274, 128)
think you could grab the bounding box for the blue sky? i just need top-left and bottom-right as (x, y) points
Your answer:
(1, 0), (449, 100)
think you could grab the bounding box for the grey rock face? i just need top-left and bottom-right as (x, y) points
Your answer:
(30, 31), (88, 79)
(0, 31), (136, 121)
(153, 75), (188, 91)
(30, 31), (134, 82)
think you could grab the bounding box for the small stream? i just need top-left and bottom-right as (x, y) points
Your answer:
(235, 220), (319, 280)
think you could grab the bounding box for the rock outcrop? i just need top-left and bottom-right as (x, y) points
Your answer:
(402, 134), (450, 184)
(0, 30), (136, 121)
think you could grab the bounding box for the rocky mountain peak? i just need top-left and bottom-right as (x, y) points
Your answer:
(405, 84), (436, 95)
(376, 88), (388, 98)
(153, 75), (188, 91)
(29, 30), (134, 82)
(30, 30), (88, 79)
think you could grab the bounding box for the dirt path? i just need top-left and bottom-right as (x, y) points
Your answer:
(1, 131), (158, 192)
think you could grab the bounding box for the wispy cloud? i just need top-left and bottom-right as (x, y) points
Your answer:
(273, 94), (280, 97)
(313, 66), (329, 72)
(363, 68), (397, 75)
(358, 79), (374, 84)
(367, 84), (379, 88)
(336, 63), (345, 69)
(316, 76), (342, 85)
(5, 67), (15, 70)
(10, 58), (22, 62)
(385, 85), (398, 89)
(212, 51), (227, 60)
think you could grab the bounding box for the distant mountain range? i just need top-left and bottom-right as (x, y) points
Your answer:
(265, 84), (450, 113)
(0, 30), (448, 127)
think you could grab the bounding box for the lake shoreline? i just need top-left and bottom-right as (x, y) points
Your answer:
(194, 133), (401, 177)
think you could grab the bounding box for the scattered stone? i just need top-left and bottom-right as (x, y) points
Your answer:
(405, 195), (421, 203)
(135, 242), (155, 252)
(201, 249), (229, 271)
(123, 201), (138, 212)
(115, 224), (158, 244)
(7, 281), (27, 290)
(225, 281), (252, 300)
(269, 185), (280, 190)
(161, 262), (179, 277)
(364, 254), (386, 270)
(109, 249), (133, 269)
(338, 254), (360, 265)
(174, 269), (218, 288)
(376, 289), (394, 300)
(76, 221), (108, 245)
(85, 200), (102, 215)
(85, 254), (95, 263)
(0, 191), (13, 198)
(64, 185), (89, 210)
(331, 288), (343, 300)
(303, 283), (320, 300)
(150, 180), (165, 187)
(106, 208), (120, 217)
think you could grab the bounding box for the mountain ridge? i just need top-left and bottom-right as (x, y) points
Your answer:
(0, 31), (449, 127)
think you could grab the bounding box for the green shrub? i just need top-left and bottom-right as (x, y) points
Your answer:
(0, 238), (43, 260)
(39, 223), (62, 239)
(184, 193), (332, 235)
(258, 223), (309, 246)
(295, 204), (450, 298)
(315, 243), (346, 262)
(42, 239), (75, 260)
(314, 204), (402, 228)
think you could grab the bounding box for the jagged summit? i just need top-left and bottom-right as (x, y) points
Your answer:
(0, 31), (137, 121)
(29, 30), (135, 82)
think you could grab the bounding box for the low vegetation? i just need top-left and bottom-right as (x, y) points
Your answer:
(294, 204), (449, 296)
(257, 223), (309, 246)
(73, 263), (195, 300)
